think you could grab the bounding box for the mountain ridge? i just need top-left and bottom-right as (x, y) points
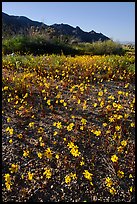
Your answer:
(2, 12), (110, 43)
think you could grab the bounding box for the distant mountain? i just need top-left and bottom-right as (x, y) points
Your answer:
(119, 41), (135, 45)
(50, 24), (110, 42)
(2, 12), (46, 29)
(2, 12), (110, 43)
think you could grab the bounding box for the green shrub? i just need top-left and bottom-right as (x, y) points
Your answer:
(74, 40), (125, 55)
(2, 35), (83, 56)
(2, 35), (125, 56)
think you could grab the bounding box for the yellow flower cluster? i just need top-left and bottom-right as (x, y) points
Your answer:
(4, 173), (12, 191)
(117, 170), (124, 178)
(83, 170), (93, 181)
(105, 177), (113, 187)
(43, 167), (52, 179)
(67, 141), (81, 157)
(28, 172), (34, 181)
(53, 121), (62, 129)
(111, 154), (118, 163)
(92, 129), (102, 136)
(81, 118), (87, 125)
(105, 177), (116, 195)
(28, 122), (35, 128)
(2, 51), (135, 200)
(65, 172), (77, 184)
(44, 147), (53, 159)
(23, 150), (30, 157)
(6, 127), (14, 135)
(9, 164), (19, 174)
(67, 123), (75, 131)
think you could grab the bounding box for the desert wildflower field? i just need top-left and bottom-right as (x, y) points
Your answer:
(2, 53), (135, 202)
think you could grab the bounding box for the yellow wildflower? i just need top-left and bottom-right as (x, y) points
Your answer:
(70, 147), (81, 157)
(80, 126), (84, 130)
(124, 113), (129, 118)
(111, 154), (118, 163)
(130, 122), (135, 127)
(77, 99), (81, 104)
(17, 133), (23, 139)
(23, 149), (30, 157)
(53, 131), (58, 136)
(121, 140), (127, 147)
(117, 104), (122, 110)
(93, 130), (101, 136)
(105, 177), (113, 187)
(7, 117), (11, 123)
(80, 161), (85, 166)
(60, 99), (64, 103)
(129, 174), (133, 178)
(55, 154), (59, 159)
(38, 127), (44, 133)
(56, 121), (62, 129)
(108, 95), (115, 100)
(115, 126), (121, 131)
(43, 168), (52, 179)
(117, 115), (123, 119)
(124, 83), (129, 88)
(98, 97), (101, 102)
(40, 142), (45, 147)
(23, 93), (28, 99)
(6, 127), (10, 132)
(44, 147), (53, 159)
(93, 103), (97, 107)
(37, 152), (43, 159)
(53, 122), (57, 126)
(113, 102), (117, 108)
(109, 117), (115, 122)
(4, 174), (11, 183)
(65, 175), (71, 184)
(5, 182), (11, 191)
(63, 102), (67, 107)
(109, 187), (116, 195)
(117, 170), (124, 178)
(28, 122), (34, 128)
(100, 101), (104, 107)
(83, 170), (93, 181)
(98, 91), (103, 96)
(9, 139), (13, 144)
(103, 123), (107, 127)
(3, 86), (9, 91)
(67, 142), (75, 149)
(28, 172), (33, 181)
(81, 118), (87, 125)
(129, 186), (133, 192)
(47, 99), (51, 106)
(70, 173), (77, 180)
(9, 164), (19, 173)
(9, 128), (14, 135)
(117, 146), (123, 153)
(39, 137), (43, 142)
(118, 91), (123, 95)
(67, 123), (74, 131)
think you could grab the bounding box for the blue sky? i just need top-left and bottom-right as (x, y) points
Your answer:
(2, 2), (135, 42)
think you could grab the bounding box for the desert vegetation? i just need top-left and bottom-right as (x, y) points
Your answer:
(2, 33), (127, 56)
(2, 32), (135, 202)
